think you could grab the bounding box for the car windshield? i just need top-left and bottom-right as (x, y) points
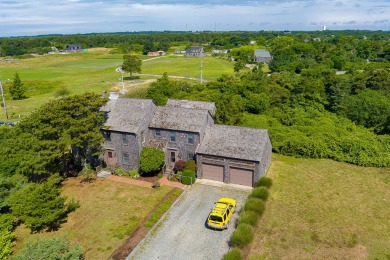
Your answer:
(209, 215), (223, 222)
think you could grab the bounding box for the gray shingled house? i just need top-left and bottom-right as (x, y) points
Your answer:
(64, 44), (82, 53)
(254, 49), (273, 63)
(101, 96), (272, 187)
(185, 46), (205, 57)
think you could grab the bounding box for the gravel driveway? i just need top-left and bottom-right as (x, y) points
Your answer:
(128, 183), (250, 260)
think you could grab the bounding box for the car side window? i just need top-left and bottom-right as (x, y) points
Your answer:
(226, 208), (230, 216)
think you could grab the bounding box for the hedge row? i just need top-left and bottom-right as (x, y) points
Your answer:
(225, 176), (273, 256)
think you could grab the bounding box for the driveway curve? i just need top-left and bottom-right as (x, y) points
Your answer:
(128, 183), (250, 260)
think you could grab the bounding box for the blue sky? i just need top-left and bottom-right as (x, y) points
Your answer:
(0, 0), (389, 37)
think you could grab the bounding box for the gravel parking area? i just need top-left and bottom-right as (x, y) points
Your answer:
(128, 183), (251, 260)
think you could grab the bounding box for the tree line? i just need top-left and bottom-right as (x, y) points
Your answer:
(1, 30), (389, 58)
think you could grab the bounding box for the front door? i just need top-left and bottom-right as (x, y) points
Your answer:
(169, 150), (177, 168)
(105, 149), (117, 167)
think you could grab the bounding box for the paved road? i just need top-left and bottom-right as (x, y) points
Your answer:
(128, 183), (250, 260)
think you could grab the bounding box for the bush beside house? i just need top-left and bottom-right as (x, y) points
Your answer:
(139, 147), (165, 175)
(224, 176), (273, 258)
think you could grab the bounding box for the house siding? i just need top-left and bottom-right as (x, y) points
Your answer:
(258, 134), (272, 178)
(104, 131), (139, 171)
(149, 129), (200, 161)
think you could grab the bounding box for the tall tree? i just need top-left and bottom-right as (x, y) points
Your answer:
(0, 93), (107, 180)
(9, 72), (26, 100)
(122, 54), (142, 78)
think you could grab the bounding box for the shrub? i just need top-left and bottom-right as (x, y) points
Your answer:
(66, 199), (80, 213)
(139, 147), (165, 174)
(250, 187), (269, 201)
(79, 165), (96, 182)
(184, 160), (198, 172)
(230, 223), (254, 248)
(129, 169), (139, 178)
(244, 198), (265, 216)
(173, 159), (185, 172)
(115, 168), (126, 176)
(223, 248), (243, 260)
(237, 210), (258, 227)
(8, 180), (67, 232)
(169, 176), (177, 182)
(0, 214), (16, 260)
(255, 176), (273, 188)
(181, 170), (196, 185)
(13, 237), (83, 260)
(157, 172), (163, 178)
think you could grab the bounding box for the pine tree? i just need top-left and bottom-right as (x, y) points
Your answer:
(9, 72), (26, 100)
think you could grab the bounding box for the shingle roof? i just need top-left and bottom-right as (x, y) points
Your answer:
(101, 98), (155, 133)
(149, 106), (209, 132)
(186, 46), (203, 53)
(166, 99), (216, 116)
(254, 49), (271, 58)
(196, 125), (269, 161)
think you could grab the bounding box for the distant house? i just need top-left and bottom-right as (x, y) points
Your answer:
(64, 44), (82, 53)
(174, 50), (186, 54)
(254, 49), (273, 63)
(185, 46), (205, 57)
(147, 51), (165, 56)
(100, 95), (272, 187)
(211, 49), (228, 56)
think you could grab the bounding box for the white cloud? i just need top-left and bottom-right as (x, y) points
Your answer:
(0, 0), (389, 36)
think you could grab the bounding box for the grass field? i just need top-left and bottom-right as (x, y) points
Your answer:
(249, 154), (390, 260)
(142, 55), (234, 80)
(13, 177), (174, 260)
(0, 51), (234, 121)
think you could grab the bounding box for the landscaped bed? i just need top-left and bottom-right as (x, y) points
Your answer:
(13, 176), (175, 259)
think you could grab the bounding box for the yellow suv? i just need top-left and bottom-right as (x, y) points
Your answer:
(207, 198), (236, 230)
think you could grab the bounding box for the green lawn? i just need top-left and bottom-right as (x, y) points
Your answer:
(142, 55), (234, 80)
(249, 154), (390, 260)
(0, 52), (234, 121)
(14, 177), (174, 260)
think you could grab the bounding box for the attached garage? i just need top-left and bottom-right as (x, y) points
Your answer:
(229, 168), (254, 187)
(202, 163), (224, 182)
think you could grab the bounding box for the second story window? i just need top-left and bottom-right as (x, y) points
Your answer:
(188, 133), (194, 144)
(170, 131), (176, 142)
(105, 131), (111, 142)
(122, 133), (127, 144)
(155, 129), (161, 137)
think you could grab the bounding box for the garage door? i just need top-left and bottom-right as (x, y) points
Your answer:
(202, 163), (224, 182)
(229, 168), (253, 187)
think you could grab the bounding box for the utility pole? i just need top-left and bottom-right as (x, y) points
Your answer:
(0, 81), (8, 119)
(121, 69), (125, 93)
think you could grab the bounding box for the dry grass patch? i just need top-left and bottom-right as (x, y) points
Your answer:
(249, 154), (390, 260)
(14, 177), (174, 259)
